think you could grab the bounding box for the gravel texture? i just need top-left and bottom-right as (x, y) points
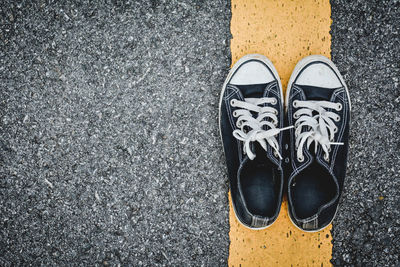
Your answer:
(330, 0), (400, 266)
(0, 1), (231, 265)
(1, 0), (399, 266)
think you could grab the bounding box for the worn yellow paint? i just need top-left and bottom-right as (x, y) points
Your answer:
(229, 0), (333, 266)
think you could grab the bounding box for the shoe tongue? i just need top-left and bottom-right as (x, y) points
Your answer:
(252, 142), (269, 164)
(249, 142), (279, 168)
(297, 84), (337, 101)
(304, 143), (326, 164)
(308, 143), (318, 157)
(234, 83), (269, 98)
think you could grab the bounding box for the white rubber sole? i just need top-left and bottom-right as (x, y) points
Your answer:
(287, 203), (339, 233)
(219, 54), (283, 115)
(285, 55), (352, 111)
(218, 54), (283, 230)
(232, 209), (272, 231)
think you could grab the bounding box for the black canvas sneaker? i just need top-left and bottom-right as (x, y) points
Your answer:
(219, 54), (291, 229)
(285, 55), (351, 232)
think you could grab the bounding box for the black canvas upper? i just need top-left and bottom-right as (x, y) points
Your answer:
(220, 73), (285, 228)
(285, 61), (351, 231)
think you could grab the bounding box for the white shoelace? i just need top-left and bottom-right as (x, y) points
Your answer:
(230, 97), (293, 160)
(293, 100), (343, 162)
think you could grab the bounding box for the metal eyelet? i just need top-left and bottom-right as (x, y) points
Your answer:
(274, 150), (279, 157)
(233, 111), (238, 117)
(297, 155), (304, 162)
(335, 115), (341, 122)
(230, 99), (236, 106)
(293, 100), (298, 108)
(271, 98), (277, 105)
(328, 147), (332, 152)
(293, 113), (299, 119)
(337, 103), (342, 111)
(334, 126), (338, 133)
(274, 110), (278, 115)
(324, 154), (330, 161)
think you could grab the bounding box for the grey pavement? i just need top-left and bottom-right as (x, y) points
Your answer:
(331, 0), (400, 266)
(0, 0), (399, 266)
(0, 1), (231, 265)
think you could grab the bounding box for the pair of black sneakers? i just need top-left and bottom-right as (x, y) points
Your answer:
(219, 54), (351, 232)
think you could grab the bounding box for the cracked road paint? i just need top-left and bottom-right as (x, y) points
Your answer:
(229, 0), (333, 266)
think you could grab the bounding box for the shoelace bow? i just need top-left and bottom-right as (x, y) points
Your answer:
(230, 97), (292, 160)
(293, 100), (343, 162)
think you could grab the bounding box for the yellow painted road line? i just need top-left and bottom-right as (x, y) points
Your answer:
(229, 0), (333, 266)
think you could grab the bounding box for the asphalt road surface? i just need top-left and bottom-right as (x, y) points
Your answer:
(1, 0), (399, 266)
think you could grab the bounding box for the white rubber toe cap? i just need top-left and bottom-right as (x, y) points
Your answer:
(296, 63), (342, 88)
(230, 61), (275, 85)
